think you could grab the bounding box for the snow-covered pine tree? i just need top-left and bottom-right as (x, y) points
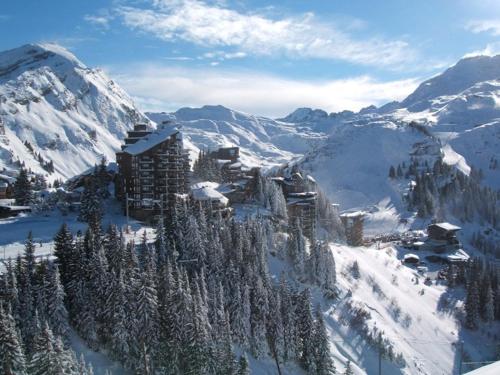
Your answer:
(287, 218), (307, 275)
(236, 354), (250, 375)
(313, 305), (336, 375)
(44, 264), (69, 340)
(344, 360), (353, 375)
(266, 286), (285, 372)
(0, 305), (27, 375)
(279, 274), (297, 363)
(483, 284), (495, 323)
(351, 260), (361, 280)
(295, 288), (315, 371)
(465, 280), (479, 329)
(78, 180), (103, 227)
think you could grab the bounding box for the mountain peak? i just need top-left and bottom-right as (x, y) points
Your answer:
(401, 54), (500, 111)
(0, 43), (85, 83)
(278, 107), (328, 123)
(173, 104), (252, 122)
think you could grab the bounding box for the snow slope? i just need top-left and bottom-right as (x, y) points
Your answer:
(0, 44), (148, 181)
(147, 105), (326, 169)
(291, 54), (500, 217)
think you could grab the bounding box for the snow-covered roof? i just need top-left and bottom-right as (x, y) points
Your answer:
(447, 249), (470, 262)
(404, 253), (420, 261)
(0, 174), (15, 184)
(340, 211), (365, 218)
(190, 181), (220, 190)
(191, 186), (229, 206)
(122, 127), (180, 155)
(306, 175), (316, 183)
(431, 222), (461, 231)
(0, 205), (31, 210)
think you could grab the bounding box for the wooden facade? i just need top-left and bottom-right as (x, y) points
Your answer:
(115, 124), (190, 223)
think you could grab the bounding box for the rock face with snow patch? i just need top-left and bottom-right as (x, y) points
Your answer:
(0, 43), (148, 181)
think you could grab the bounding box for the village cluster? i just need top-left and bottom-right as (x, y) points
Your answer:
(1, 121), (472, 277)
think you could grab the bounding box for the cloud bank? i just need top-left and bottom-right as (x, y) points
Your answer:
(108, 64), (419, 117)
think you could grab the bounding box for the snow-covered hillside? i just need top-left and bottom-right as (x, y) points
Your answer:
(292, 54), (500, 217)
(0, 44), (148, 181)
(147, 105), (326, 168)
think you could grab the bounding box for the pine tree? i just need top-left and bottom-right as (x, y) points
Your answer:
(53, 223), (75, 288)
(483, 284), (495, 323)
(388, 166), (396, 179)
(28, 321), (56, 375)
(44, 264), (69, 339)
(296, 289), (315, 371)
(344, 360), (353, 375)
(465, 280), (479, 330)
(13, 167), (33, 206)
(0, 305), (27, 375)
(236, 354), (250, 375)
(313, 305), (336, 375)
(351, 260), (360, 280)
(78, 180), (103, 227)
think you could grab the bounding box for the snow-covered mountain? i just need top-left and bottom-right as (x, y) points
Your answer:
(0, 44), (148, 181)
(292, 54), (500, 226)
(146, 105), (326, 168)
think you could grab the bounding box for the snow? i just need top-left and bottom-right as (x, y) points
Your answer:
(0, 43), (149, 182)
(403, 253), (419, 261)
(441, 144), (471, 176)
(122, 127), (179, 155)
(191, 185), (229, 205)
(465, 361), (500, 375)
(147, 105), (326, 170)
(432, 222), (461, 231)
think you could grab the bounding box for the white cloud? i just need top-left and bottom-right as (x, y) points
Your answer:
(466, 19), (500, 36)
(108, 63), (419, 117)
(84, 13), (112, 29)
(464, 42), (500, 57)
(115, 0), (416, 67)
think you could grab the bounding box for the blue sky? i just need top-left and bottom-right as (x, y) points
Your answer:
(0, 0), (499, 116)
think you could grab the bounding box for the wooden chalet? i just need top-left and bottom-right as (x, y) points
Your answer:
(115, 124), (190, 222)
(425, 222), (461, 253)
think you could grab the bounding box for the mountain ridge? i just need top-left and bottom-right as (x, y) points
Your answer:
(0, 43), (148, 181)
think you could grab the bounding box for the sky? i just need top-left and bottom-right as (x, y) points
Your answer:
(0, 0), (499, 117)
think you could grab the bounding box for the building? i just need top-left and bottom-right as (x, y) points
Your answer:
(340, 211), (365, 246)
(190, 181), (232, 217)
(273, 171), (318, 240)
(287, 192), (317, 240)
(425, 222), (461, 253)
(0, 182), (8, 199)
(208, 147), (244, 182)
(115, 124), (190, 222)
(427, 222), (461, 243)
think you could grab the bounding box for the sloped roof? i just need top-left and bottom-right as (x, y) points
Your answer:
(431, 222), (461, 231)
(191, 186), (229, 206)
(122, 127), (180, 155)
